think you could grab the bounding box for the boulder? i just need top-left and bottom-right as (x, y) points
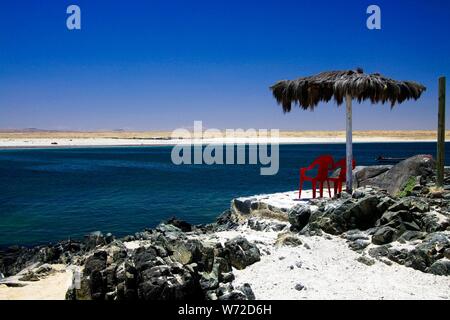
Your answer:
(427, 259), (450, 276)
(215, 210), (239, 230)
(232, 198), (255, 215)
(133, 246), (159, 272)
(360, 155), (435, 196)
(84, 231), (112, 251)
(224, 237), (261, 270)
(115, 261), (138, 300)
(372, 226), (397, 245)
(311, 194), (383, 235)
(288, 205), (311, 231)
(387, 197), (430, 213)
(199, 271), (219, 291)
(419, 212), (450, 233)
(403, 249), (430, 272)
(415, 232), (450, 260)
(235, 283), (255, 300)
(353, 195), (383, 228)
(170, 240), (198, 265)
(166, 217), (192, 232)
(84, 250), (107, 274)
(82, 250), (108, 300)
(388, 232), (450, 272)
(398, 231), (427, 242)
(379, 210), (414, 226)
(368, 245), (390, 258)
(354, 165), (392, 188)
(137, 264), (202, 300)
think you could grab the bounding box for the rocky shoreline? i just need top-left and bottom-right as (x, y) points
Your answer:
(1, 155), (449, 300)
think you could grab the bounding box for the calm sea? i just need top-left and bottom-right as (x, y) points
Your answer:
(0, 143), (448, 247)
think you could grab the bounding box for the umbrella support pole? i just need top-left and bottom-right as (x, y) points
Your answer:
(346, 94), (353, 194)
(437, 77), (446, 188)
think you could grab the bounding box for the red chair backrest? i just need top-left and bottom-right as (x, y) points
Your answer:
(334, 158), (356, 180)
(311, 155), (334, 180)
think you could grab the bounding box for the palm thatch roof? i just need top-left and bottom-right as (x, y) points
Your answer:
(270, 68), (426, 112)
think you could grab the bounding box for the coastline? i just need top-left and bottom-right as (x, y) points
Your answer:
(0, 130), (447, 149)
(0, 137), (444, 149)
(1, 156), (449, 300)
(1, 184), (449, 300)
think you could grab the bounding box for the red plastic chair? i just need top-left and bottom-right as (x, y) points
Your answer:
(299, 155), (334, 199)
(328, 158), (356, 196)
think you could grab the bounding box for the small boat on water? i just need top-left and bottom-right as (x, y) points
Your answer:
(376, 156), (407, 163)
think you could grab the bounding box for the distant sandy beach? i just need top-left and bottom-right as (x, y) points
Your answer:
(0, 130), (447, 148)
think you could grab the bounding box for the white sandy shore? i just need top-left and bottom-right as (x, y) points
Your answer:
(237, 190), (324, 210)
(0, 264), (72, 300)
(0, 137), (438, 148)
(212, 227), (450, 300)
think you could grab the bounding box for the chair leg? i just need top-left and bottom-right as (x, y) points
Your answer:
(299, 178), (303, 199)
(319, 182), (324, 198)
(312, 181), (316, 199)
(326, 180), (331, 198)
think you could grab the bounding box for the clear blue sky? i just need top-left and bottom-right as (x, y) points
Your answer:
(0, 0), (449, 131)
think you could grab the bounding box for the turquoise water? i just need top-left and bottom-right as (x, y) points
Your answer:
(0, 143), (448, 247)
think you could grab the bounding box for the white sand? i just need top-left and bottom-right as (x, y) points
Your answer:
(237, 189), (329, 211)
(0, 137), (437, 148)
(0, 264), (72, 300)
(212, 226), (450, 300)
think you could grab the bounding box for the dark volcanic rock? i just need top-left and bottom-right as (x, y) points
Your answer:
(233, 198), (254, 215)
(137, 264), (202, 300)
(248, 218), (286, 232)
(382, 232), (450, 273)
(368, 245), (390, 258)
(354, 165), (392, 188)
(372, 226), (397, 245)
(428, 260), (450, 276)
(216, 210), (239, 231)
(288, 205), (311, 231)
(84, 231), (113, 251)
(224, 237), (260, 270)
(361, 155), (435, 195)
(0, 240), (82, 277)
(166, 217), (192, 232)
(310, 194), (383, 235)
(398, 231), (427, 242)
(83, 250), (108, 300)
(236, 283), (256, 300)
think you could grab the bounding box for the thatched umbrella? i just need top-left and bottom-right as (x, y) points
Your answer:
(270, 68), (426, 194)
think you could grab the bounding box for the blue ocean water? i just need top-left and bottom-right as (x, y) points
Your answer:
(0, 143), (448, 247)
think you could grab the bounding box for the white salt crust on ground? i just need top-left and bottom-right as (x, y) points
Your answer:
(208, 226), (450, 300)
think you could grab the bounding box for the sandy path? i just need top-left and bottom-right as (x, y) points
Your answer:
(0, 265), (72, 300)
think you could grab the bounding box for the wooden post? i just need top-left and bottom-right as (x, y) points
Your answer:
(437, 76), (446, 187)
(346, 94), (353, 194)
